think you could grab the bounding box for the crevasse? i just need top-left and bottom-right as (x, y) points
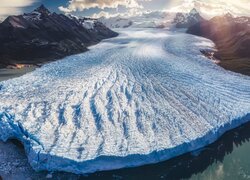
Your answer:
(0, 29), (250, 174)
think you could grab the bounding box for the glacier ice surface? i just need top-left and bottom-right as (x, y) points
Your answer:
(0, 28), (250, 174)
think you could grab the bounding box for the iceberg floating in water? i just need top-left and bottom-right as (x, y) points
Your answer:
(0, 29), (250, 174)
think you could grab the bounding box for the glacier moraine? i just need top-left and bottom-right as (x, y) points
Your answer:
(0, 29), (250, 174)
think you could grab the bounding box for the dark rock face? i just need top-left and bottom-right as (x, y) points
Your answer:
(0, 5), (118, 67)
(187, 14), (250, 75)
(173, 8), (204, 28)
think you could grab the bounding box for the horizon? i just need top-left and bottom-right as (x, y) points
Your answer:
(0, 0), (249, 21)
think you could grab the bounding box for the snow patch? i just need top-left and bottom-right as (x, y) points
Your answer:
(81, 20), (95, 30)
(23, 11), (42, 21)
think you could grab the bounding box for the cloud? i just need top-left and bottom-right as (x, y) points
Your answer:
(0, 0), (36, 20)
(91, 11), (119, 19)
(91, 7), (143, 19)
(58, 6), (72, 13)
(168, 0), (250, 17)
(59, 0), (144, 13)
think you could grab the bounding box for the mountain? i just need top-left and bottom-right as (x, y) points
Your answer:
(170, 0), (250, 19)
(0, 5), (118, 68)
(98, 16), (133, 28)
(173, 8), (204, 28)
(187, 14), (250, 75)
(130, 11), (175, 28)
(98, 11), (176, 29)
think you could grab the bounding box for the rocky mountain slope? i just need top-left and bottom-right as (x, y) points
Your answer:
(0, 5), (118, 68)
(187, 13), (250, 75)
(173, 8), (204, 28)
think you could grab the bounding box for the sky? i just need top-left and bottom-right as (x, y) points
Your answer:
(0, 0), (249, 20)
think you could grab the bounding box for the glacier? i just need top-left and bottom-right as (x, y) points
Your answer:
(0, 28), (250, 174)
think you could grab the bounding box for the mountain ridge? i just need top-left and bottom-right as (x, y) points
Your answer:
(0, 5), (118, 68)
(173, 8), (204, 28)
(187, 14), (250, 75)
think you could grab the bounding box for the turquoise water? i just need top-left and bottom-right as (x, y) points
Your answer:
(0, 67), (36, 81)
(190, 127), (250, 180)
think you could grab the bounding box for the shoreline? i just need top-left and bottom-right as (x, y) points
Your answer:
(0, 66), (37, 82)
(200, 49), (221, 64)
(200, 48), (250, 76)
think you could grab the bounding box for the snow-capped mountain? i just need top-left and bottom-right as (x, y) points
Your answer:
(130, 11), (176, 28)
(173, 8), (204, 28)
(98, 16), (133, 28)
(23, 5), (51, 21)
(169, 0), (250, 19)
(67, 14), (97, 30)
(98, 11), (176, 29)
(97, 0), (250, 29)
(0, 5), (117, 68)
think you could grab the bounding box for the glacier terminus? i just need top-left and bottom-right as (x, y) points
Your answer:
(0, 29), (250, 174)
